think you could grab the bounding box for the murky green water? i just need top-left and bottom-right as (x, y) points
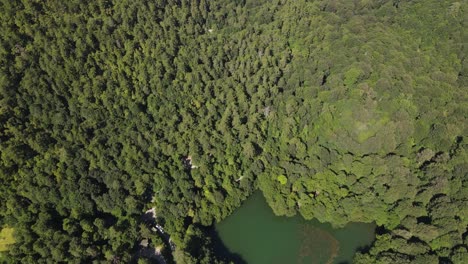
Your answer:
(216, 192), (375, 264)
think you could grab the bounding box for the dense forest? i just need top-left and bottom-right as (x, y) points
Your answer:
(0, 0), (466, 263)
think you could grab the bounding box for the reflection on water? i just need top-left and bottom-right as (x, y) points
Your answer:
(216, 192), (375, 264)
(298, 225), (339, 264)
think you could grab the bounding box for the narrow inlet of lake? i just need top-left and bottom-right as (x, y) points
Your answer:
(215, 192), (376, 264)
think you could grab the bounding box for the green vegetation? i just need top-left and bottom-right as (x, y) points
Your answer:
(0, 0), (466, 263)
(277, 175), (288, 185)
(0, 228), (15, 252)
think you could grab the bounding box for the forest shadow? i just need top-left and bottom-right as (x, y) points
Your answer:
(206, 226), (247, 264)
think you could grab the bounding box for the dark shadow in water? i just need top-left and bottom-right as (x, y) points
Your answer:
(336, 225), (379, 264)
(207, 226), (247, 264)
(355, 239), (376, 255)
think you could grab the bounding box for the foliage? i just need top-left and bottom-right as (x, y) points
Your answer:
(0, 0), (466, 263)
(0, 227), (15, 252)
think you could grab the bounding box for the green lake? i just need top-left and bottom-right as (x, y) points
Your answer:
(216, 192), (376, 264)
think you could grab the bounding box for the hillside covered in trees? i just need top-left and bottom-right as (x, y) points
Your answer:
(0, 0), (466, 263)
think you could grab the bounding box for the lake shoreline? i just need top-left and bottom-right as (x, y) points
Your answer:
(215, 191), (377, 264)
